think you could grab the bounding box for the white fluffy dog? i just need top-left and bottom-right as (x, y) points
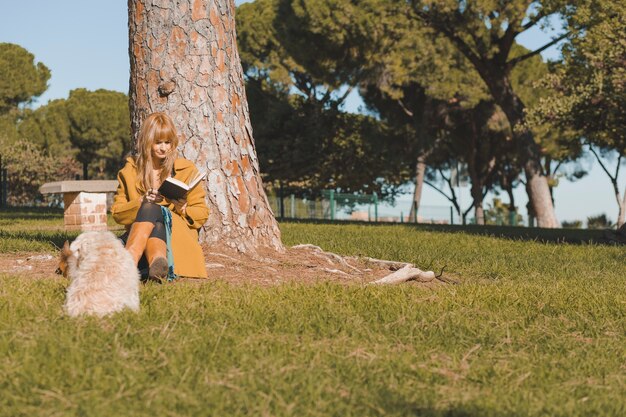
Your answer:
(58, 231), (140, 317)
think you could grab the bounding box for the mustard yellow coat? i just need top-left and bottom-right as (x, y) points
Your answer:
(111, 157), (209, 278)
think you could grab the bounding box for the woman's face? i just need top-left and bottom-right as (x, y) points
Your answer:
(151, 138), (172, 162)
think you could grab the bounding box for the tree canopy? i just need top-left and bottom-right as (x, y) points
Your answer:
(238, 0), (408, 200)
(0, 43), (50, 115)
(18, 99), (73, 158)
(65, 89), (130, 180)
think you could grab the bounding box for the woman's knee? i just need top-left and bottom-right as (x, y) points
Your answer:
(150, 221), (166, 241)
(136, 202), (164, 223)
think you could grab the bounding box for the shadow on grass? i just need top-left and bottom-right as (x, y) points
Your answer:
(0, 206), (64, 221)
(0, 229), (73, 251)
(280, 219), (619, 245)
(376, 388), (517, 417)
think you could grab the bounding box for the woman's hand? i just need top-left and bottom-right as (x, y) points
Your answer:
(143, 189), (164, 204)
(169, 197), (188, 216)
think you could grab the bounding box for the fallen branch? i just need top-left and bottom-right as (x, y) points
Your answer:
(370, 264), (436, 285)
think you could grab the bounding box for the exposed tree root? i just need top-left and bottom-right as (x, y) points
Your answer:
(361, 257), (410, 270)
(291, 244), (445, 285)
(292, 244), (363, 274)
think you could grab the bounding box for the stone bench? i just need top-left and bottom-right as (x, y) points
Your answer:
(39, 180), (118, 231)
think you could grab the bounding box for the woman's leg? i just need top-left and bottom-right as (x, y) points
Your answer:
(125, 202), (163, 266)
(145, 221), (168, 280)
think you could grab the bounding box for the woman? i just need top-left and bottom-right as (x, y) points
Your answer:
(111, 112), (209, 280)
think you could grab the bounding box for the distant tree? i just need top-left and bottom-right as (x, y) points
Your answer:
(272, 0), (488, 218)
(239, 0), (405, 200)
(0, 136), (77, 206)
(0, 43), (50, 115)
(362, 41), (563, 225)
(0, 43), (51, 150)
(407, 0), (578, 227)
(529, 1), (626, 227)
(65, 89), (130, 180)
(273, 1), (582, 227)
(359, 81), (438, 220)
(18, 99), (73, 158)
(442, 101), (515, 224)
(248, 78), (405, 199)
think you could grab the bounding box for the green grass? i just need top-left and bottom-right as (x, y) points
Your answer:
(1, 209), (625, 416)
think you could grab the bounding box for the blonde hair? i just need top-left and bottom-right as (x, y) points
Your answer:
(135, 112), (179, 193)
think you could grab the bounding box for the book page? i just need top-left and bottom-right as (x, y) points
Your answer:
(165, 177), (189, 190)
(188, 170), (207, 189)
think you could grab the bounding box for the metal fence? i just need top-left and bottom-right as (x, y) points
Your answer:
(268, 191), (456, 224)
(268, 190), (532, 226)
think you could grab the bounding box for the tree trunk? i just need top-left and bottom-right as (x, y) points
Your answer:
(544, 157), (555, 206)
(470, 182), (485, 225)
(409, 155), (426, 222)
(611, 185), (626, 229)
(505, 184), (515, 212)
(617, 193), (625, 228)
(474, 205), (484, 225)
(482, 72), (559, 228)
(82, 162), (88, 180)
(128, 0), (283, 253)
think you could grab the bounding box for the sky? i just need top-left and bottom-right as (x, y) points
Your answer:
(1, 0), (623, 225)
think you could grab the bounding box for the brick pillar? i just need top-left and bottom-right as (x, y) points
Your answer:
(63, 192), (109, 231)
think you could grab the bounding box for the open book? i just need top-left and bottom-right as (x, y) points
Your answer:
(158, 170), (207, 200)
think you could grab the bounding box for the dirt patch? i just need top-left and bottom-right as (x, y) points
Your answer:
(0, 245), (456, 287)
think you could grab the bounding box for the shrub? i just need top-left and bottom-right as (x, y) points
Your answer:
(561, 220), (583, 229)
(586, 213), (614, 229)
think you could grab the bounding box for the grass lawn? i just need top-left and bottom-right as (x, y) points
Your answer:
(1, 208), (625, 416)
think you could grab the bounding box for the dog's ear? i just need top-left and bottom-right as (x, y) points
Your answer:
(57, 240), (72, 276)
(61, 240), (73, 257)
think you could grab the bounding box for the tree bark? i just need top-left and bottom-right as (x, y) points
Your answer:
(544, 157), (555, 206)
(409, 154), (426, 222)
(482, 73), (559, 228)
(128, 0), (283, 253)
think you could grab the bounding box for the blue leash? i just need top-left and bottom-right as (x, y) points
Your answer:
(160, 206), (178, 281)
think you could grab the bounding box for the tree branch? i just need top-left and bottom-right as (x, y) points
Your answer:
(521, 10), (547, 31)
(507, 31), (571, 67)
(438, 167), (450, 183)
(496, 20), (519, 65)
(396, 98), (414, 117)
(588, 144), (617, 182)
(424, 179), (453, 203)
(337, 86), (353, 106)
(412, 8), (486, 73)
